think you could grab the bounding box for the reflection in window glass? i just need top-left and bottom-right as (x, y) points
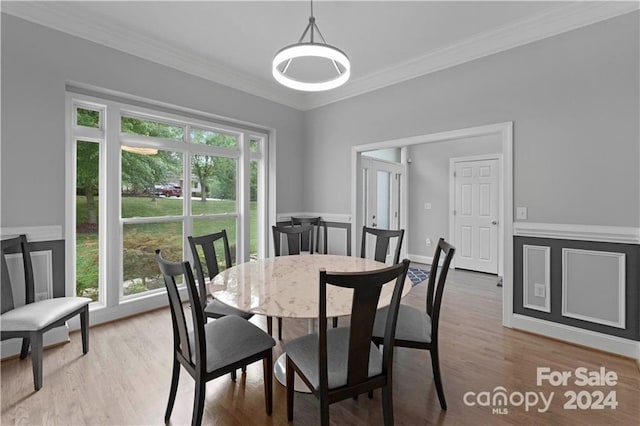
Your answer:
(76, 140), (100, 301)
(121, 149), (183, 218)
(191, 155), (237, 214)
(191, 128), (237, 149)
(121, 116), (184, 141)
(77, 108), (100, 128)
(192, 218), (238, 267)
(122, 222), (182, 297)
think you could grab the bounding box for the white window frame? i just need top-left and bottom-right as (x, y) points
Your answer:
(66, 91), (271, 324)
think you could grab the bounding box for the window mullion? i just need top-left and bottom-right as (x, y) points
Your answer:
(106, 103), (123, 306)
(239, 132), (251, 263)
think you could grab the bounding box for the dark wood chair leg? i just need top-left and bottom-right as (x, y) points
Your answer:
(192, 378), (206, 426)
(320, 396), (330, 426)
(368, 390), (374, 399)
(263, 353), (273, 415)
(80, 306), (89, 354)
(277, 317), (283, 341)
(267, 316), (273, 336)
(382, 384), (394, 426)
(431, 347), (447, 410)
(165, 358), (181, 422)
(231, 369), (237, 381)
(31, 332), (43, 391)
(332, 317), (338, 328)
(20, 338), (30, 359)
(286, 356), (294, 421)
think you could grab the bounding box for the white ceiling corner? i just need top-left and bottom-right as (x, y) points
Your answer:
(2, 1), (638, 111)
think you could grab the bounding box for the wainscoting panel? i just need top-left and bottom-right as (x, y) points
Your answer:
(522, 245), (550, 313)
(514, 236), (639, 342)
(562, 248), (625, 329)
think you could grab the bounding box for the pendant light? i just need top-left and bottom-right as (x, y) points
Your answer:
(272, 0), (350, 92)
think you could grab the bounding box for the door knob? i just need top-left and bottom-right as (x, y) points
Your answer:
(491, 220), (498, 225)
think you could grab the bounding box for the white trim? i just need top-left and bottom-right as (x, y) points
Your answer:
(3, 2), (637, 111)
(511, 314), (639, 361)
(408, 254), (444, 268)
(514, 222), (640, 244)
(522, 245), (551, 313)
(0, 225), (62, 242)
(561, 248), (626, 329)
(351, 121), (513, 327)
(277, 212), (352, 224)
(448, 153), (503, 274)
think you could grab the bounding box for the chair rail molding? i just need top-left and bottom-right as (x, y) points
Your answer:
(513, 222), (640, 244)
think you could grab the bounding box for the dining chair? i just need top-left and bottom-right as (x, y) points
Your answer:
(155, 250), (275, 426)
(361, 226), (405, 264)
(188, 231), (253, 320)
(291, 216), (320, 253)
(284, 259), (410, 426)
(270, 224), (315, 340)
(1, 234), (91, 391)
(371, 238), (455, 409)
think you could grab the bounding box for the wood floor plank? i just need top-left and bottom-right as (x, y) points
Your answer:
(2, 268), (638, 425)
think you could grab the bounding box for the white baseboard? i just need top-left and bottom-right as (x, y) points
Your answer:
(511, 314), (640, 361)
(408, 253), (446, 267)
(277, 212), (351, 223)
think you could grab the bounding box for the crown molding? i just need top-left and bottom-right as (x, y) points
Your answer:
(3, 2), (638, 112)
(1, 1), (307, 110)
(305, 1), (640, 110)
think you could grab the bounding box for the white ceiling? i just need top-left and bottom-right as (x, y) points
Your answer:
(3, 1), (638, 110)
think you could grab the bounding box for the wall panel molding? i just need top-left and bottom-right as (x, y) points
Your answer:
(514, 222), (640, 244)
(562, 248), (626, 329)
(523, 245), (550, 313)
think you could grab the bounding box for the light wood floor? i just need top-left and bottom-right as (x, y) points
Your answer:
(2, 268), (638, 425)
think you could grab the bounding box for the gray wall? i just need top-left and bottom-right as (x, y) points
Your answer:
(304, 12), (639, 228)
(407, 134), (502, 257)
(1, 15), (305, 230)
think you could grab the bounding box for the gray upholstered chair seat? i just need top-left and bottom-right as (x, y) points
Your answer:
(189, 315), (275, 373)
(284, 327), (383, 390)
(373, 304), (432, 344)
(1, 297), (91, 332)
(205, 298), (253, 319)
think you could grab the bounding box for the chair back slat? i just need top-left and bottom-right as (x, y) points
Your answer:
(318, 260), (410, 390)
(156, 250), (206, 369)
(272, 225), (315, 256)
(188, 231), (233, 311)
(291, 216), (320, 253)
(1, 235), (36, 314)
(360, 227), (405, 264)
(427, 239), (455, 343)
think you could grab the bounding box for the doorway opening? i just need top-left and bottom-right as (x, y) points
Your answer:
(351, 122), (513, 327)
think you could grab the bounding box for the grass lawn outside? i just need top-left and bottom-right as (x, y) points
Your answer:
(76, 195), (258, 300)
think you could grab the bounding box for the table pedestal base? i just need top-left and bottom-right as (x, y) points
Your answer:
(274, 353), (312, 393)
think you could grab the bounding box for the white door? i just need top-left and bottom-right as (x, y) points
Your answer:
(452, 158), (499, 274)
(360, 157), (403, 263)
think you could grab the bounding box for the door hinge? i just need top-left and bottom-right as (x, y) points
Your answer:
(453, 210), (457, 216)
(453, 171), (456, 177)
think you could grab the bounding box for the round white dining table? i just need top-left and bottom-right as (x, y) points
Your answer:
(209, 254), (413, 392)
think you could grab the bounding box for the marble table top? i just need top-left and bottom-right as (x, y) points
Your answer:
(209, 254), (412, 319)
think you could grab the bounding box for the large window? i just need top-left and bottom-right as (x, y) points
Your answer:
(68, 92), (268, 318)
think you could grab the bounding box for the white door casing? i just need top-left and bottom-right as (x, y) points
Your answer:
(360, 156), (404, 263)
(451, 156), (500, 274)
